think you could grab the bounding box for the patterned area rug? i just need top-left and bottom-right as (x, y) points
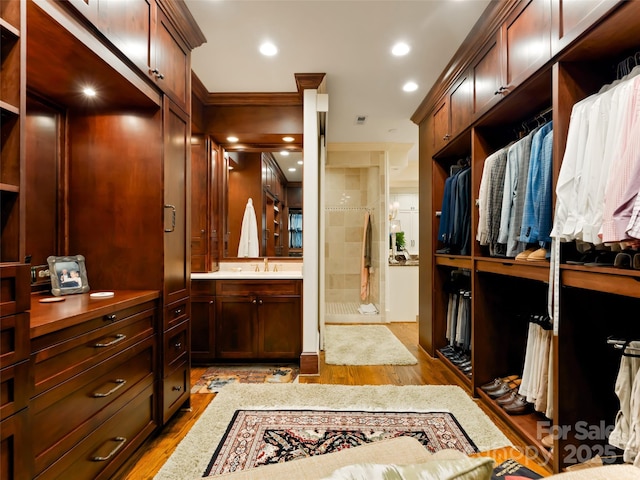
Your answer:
(205, 409), (478, 476)
(191, 364), (299, 393)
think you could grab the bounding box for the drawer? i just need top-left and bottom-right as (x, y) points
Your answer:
(0, 264), (30, 317)
(216, 279), (301, 296)
(162, 362), (189, 424)
(1, 408), (31, 480)
(32, 307), (155, 396)
(35, 382), (156, 480)
(192, 279), (216, 295)
(0, 360), (29, 421)
(32, 338), (155, 476)
(0, 312), (30, 369)
(164, 298), (189, 331)
(164, 320), (189, 373)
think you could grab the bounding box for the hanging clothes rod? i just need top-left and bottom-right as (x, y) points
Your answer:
(607, 336), (640, 356)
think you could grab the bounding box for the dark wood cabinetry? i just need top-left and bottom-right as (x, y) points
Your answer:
(414, 0), (640, 473)
(2, 0), (205, 477)
(29, 291), (159, 480)
(216, 280), (301, 359)
(190, 279), (302, 362)
(190, 136), (220, 273)
(0, 0), (24, 264)
(0, 264), (31, 480)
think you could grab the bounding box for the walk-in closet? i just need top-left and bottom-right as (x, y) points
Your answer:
(414, 0), (640, 473)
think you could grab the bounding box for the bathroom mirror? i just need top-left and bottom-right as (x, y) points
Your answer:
(224, 150), (303, 259)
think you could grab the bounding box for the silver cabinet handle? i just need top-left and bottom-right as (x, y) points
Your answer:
(94, 333), (126, 348)
(93, 379), (126, 398)
(104, 314), (117, 322)
(164, 204), (176, 232)
(91, 437), (127, 461)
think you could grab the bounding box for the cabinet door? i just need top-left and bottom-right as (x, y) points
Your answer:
(67, 0), (99, 23)
(397, 211), (419, 255)
(258, 296), (301, 359)
(502, 0), (551, 92)
(432, 98), (450, 152)
(215, 296), (256, 358)
(449, 72), (473, 139)
(190, 296), (215, 361)
(98, 0), (153, 76)
(163, 98), (190, 306)
(472, 31), (504, 116)
(551, 0), (618, 54)
(190, 135), (208, 272)
(153, 7), (190, 112)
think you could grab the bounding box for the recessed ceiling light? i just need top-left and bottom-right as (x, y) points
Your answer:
(83, 87), (96, 97)
(227, 136), (239, 142)
(288, 167), (296, 172)
(297, 160), (303, 165)
(403, 81), (418, 92)
(280, 151), (289, 156)
(282, 136), (295, 142)
(259, 42), (278, 56)
(392, 42), (410, 56)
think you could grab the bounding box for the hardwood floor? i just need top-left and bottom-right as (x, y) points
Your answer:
(116, 322), (551, 479)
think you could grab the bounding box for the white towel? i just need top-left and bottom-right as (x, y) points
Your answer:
(358, 303), (379, 315)
(238, 198), (259, 257)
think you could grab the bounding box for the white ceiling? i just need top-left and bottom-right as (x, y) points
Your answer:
(185, 0), (491, 184)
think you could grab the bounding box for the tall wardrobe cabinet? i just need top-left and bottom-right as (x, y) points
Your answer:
(414, 0), (640, 473)
(0, 0), (206, 478)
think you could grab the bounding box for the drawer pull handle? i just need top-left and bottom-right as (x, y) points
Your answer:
(105, 314), (117, 322)
(174, 342), (182, 350)
(174, 308), (183, 316)
(252, 298), (257, 304)
(91, 436), (127, 462)
(258, 299), (263, 305)
(93, 379), (126, 398)
(172, 385), (182, 391)
(94, 333), (126, 348)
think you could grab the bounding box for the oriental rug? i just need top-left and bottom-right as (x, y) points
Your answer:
(191, 364), (299, 393)
(205, 409), (478, 476)
(154, 384), (512, 480)
(324, 324), (418, 365)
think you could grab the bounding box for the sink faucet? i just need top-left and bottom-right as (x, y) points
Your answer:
(263, 257), (269, 272)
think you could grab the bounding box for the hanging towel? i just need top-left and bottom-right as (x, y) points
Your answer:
(360, 211), (372, 302)
(238, 198), (259, 257)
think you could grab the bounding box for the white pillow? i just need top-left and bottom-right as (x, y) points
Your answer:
(321, 457), (495, 480)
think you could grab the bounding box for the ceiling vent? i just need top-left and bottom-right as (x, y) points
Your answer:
(354, 115), (367, 125)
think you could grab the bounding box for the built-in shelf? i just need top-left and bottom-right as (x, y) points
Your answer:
(0, 17), (20, 39)
(435, 350), (472, 391)
(561, 266), (640, 298)
(475, 258), (549, 283)
(476, 388), (553, 465)
(0, 183), (19, 193)
(0, 101), (19, 116)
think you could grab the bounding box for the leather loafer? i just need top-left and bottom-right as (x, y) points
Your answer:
(503, 394), (533, 415)
(480, 375), (518, 393)
(496, 390), (519, 406)
(487, 379), (521, 399)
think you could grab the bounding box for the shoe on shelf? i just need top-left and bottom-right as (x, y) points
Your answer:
(480, 375), (518, 393)
(496, 390), (519, 406)
(526, 247), (548, 262)
(502, 394), (533, 415)
(515, 247), (538, 261)
(487, 380), (520, 399)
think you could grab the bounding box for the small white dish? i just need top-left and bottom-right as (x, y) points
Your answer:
(90, 291), (115, 299)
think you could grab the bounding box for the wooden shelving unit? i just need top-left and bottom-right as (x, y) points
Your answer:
(416, 0), (640, 472)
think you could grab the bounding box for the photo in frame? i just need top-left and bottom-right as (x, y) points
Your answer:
(47, 255), (90, 296)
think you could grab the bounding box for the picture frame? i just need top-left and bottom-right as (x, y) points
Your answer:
(47, 255), (90, 296)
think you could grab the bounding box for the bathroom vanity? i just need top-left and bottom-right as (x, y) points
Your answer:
(190, 265), (303, 362)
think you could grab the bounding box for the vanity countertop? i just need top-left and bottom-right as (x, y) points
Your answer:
(192, 263), (303, 280)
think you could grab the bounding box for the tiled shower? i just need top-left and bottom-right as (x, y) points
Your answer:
(324, 153), (386, 323)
